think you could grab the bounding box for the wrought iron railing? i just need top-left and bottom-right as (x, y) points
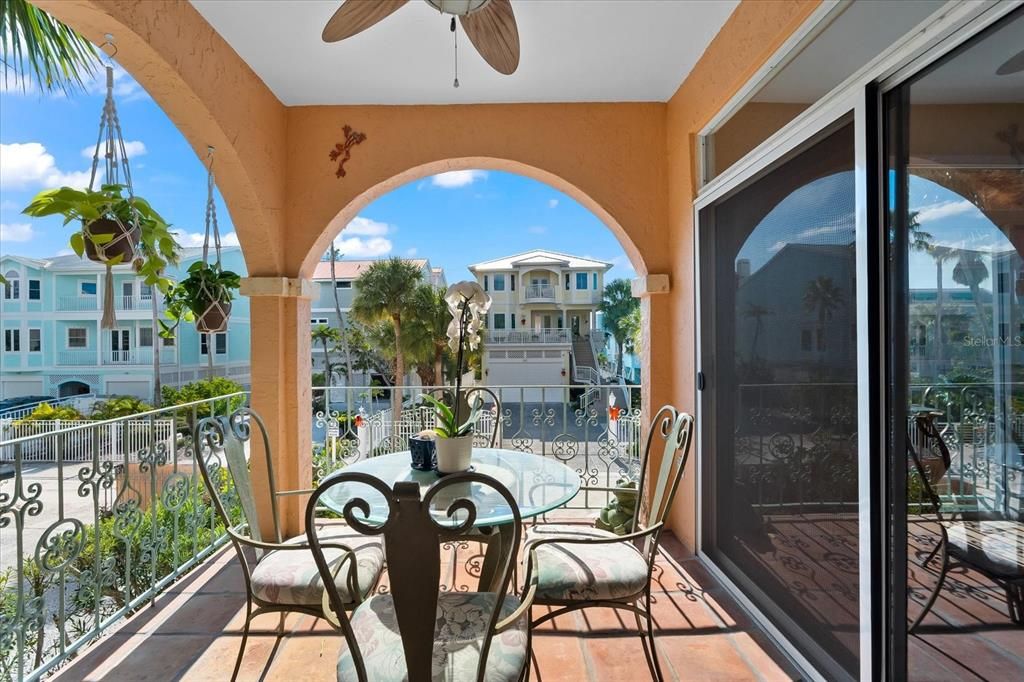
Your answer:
(0, 392), (247, 681)
(311, 384), (643, 509)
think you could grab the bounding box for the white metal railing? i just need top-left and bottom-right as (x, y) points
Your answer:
(1, 418), (176, 462)
(574, 364), (600, 386)
(55, 296), (98, 311)
(56, 349), (96, 366)
(524, 284), (556, 300)
(590, 330), (618, 378)
(116, 295), (158, 311)
(0, 394), (95, 421)
(486, 328), (570, 344)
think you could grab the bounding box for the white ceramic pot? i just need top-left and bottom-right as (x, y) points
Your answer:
(435, 434), (473, 473)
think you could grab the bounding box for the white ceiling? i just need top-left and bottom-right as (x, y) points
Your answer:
(190, 0), (739, 105)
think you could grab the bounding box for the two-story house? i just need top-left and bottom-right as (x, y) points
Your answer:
(1, 247), (250, 400)
(308, 257), (445, 384)
(467, 250), (611, 388)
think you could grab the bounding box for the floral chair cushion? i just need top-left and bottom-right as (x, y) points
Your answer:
(945, 519), (1024, 580)
(526, 524), (650, 602)
(336, 592), (528, 682)
(251, 527), (384, 607)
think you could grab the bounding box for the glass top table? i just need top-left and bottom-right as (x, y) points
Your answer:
(319, 448), (581, 527)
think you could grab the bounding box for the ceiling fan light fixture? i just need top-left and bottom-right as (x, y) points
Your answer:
(425, 0), (490, 17)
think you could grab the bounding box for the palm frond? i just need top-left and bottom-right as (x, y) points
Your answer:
(1, 0), (100, 95)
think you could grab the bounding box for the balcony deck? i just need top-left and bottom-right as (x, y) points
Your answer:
(51, 527), (798, 682)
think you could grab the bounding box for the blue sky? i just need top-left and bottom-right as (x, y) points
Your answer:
(0, 63), (635, 284)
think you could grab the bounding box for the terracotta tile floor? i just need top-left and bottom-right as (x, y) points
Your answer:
(52, 527), (798, 682)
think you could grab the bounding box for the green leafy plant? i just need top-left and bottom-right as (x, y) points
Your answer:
(418, 393), (482, 438)
(159, 262), (240, 338)
(0, 0), (100, 95)
(21, 184), (179, 288)
(15, 402), (85, 423)
(89, 396), (154, 421)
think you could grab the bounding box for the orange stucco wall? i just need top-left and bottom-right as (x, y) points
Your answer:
(37, 0), (819, 540)
(664, 0), (822, 546)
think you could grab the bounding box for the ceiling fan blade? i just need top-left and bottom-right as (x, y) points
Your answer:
(322, 0), (409, 43)
(996, 49), (1024, 75)
(459, 0), (519, 75)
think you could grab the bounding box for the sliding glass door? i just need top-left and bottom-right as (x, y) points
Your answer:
(698, 114), (861, 680)
(886, 10), (1024, 680)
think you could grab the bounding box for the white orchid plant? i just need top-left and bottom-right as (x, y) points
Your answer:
(419, 281), (492, 438)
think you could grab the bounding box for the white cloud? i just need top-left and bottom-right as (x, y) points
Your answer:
(527, 225), (547, 234)
(430, 170), (487, 189)
(333, 236), (392, 258)
(56, 248), (75, 256)
(548, 199), (559, 209)
(345, 216), (391, 237)
(0, 63), (149, 102)
(172, 230), (240, 248)
(917, 199), (977, 224)
(0, 199), (19, 210)
(0, 223), (34, 242)
(81, 140), (147, 160)
(0, 142), (91, 189)
(405, 247), (418, 257)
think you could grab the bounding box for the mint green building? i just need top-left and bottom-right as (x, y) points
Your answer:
(1, 247), (249, 400)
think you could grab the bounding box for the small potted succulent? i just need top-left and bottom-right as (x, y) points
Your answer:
(22, 184), (177, 269)
(418, 281), (491, 474)
(162, 261), (241, 334)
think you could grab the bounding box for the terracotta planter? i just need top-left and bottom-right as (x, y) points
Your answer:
(435, 434), (473, 473)
(196, 299), (232, 333)
(83, 218), (139, 265)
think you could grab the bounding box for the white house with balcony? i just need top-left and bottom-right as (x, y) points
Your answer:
(468, 250), (612, 389)
(0, 247), (250, 400)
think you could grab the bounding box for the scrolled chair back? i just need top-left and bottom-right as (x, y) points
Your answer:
(306, 470), (523, 682)
(634, 406), (695, 537)
(193, 407), (282, 550)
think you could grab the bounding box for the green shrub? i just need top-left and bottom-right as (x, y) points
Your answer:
(90, 396), (154, 421)
(14, 402), (85, 424)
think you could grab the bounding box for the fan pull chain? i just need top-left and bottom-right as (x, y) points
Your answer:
(451, 16), (460, 88)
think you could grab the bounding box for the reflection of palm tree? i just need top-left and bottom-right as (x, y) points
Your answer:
(952, 250), (991, 334)
(928, 245), (955, 372)
(744, 303), (773, 361)
(908, 210), (933, 254)
(803, 277), (844, 359)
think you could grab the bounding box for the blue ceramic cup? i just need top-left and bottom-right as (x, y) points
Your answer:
(408, 436), (437, 471)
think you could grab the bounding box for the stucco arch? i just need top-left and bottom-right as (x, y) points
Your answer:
(299, 157), (648, 280)
(35, 0), (288, 276)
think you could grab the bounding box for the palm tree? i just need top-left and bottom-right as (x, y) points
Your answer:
(952, 249), (991, 335)
(327, 246), (355, 402)
(311, 324), (340, 385)
(803, 276), (845, 359)
(744, 303), (773, 362)
(405, 284), (453, 387)
(1, 0), (100, 94)
(599, 278), (639, 376)
(351, 258), (423, 419)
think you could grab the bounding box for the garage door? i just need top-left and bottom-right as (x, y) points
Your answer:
(1, 379), (45, 398)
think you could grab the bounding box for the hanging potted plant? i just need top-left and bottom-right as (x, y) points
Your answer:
(418, 280), (491, 474)
(22, 184), (176, 267)
(163, 261), (241, 333)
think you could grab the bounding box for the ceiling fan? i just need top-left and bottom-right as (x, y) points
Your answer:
(322, 0), (520, 76)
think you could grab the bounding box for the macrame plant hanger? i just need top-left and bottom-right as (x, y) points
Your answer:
(88, 35), (139, 330)
(198, 147), (228, 333)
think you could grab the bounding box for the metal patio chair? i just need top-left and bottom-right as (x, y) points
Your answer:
(523, 406), (694, 681)
(907, 417), (1024, 631)
(193, 408), (385, 679)
(305, 470), (535, 681)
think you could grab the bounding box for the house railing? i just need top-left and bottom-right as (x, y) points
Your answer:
(0, 392), (248, 681)
(311, 383), (643, 511)
(590, 329), (618, 378)
(486, 328), (570, 344)
(56, 349), (176, 366)
(55, 296), (98, 312)
(0, 395), (95, 421)
(732, 381), (1023, 515)
(524, 284), (556, 301)
(55, 350), (96, 366)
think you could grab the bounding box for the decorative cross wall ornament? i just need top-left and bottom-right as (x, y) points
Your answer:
(329, 125), (367, 178)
